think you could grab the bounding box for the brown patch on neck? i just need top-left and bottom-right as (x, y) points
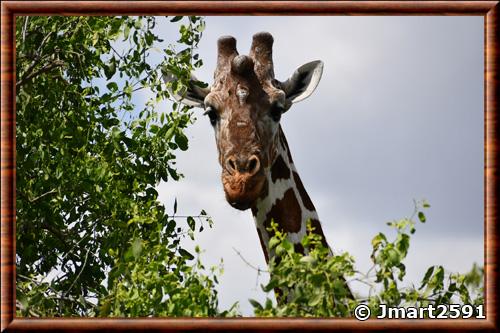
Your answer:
(265, 188), (302, 233)
(270, 155), (290, 183)
(310, 219), (329, 249)
(292, 171), (316, 212)
(294, 242), (305, 255)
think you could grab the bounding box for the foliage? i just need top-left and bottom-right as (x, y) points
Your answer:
(15, 15), (230, 317)
(251, 200), (484, 317)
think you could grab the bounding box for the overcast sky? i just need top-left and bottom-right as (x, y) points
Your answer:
(146, 16), (484, 316)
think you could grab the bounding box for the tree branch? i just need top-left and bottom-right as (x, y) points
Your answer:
(22, 17), (29, 45)
(28, 189), (57, 203)
(17, 59), (65, 88)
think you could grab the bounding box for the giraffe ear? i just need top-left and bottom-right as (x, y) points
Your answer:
(281, 60), (324, 105)
(162, 70), (210, 108)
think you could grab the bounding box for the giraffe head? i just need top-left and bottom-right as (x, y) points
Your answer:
(164, 32), (323, 211)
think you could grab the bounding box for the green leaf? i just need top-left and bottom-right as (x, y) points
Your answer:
(371, 232), (387, 248)
(187, 216), (195, 231)
(104, 62), (116, 80)
(165, 220), (176, 235)
(174, 132), (188, 151)
(106, 82), (118, 92)
(299, 256), (316, 264)
(418, 211), (426, 223)
(17, 293), (29, 310)
(123, 25), (130, 40)
(396, 233), (410, 256)
(262, 279), (279, 293)
(168, 167), (180, 181)
(249, 298), (263, 311)
(310, 273), (326, 286)
(430, 266), (445, 292)
(192, 80), (208, 88)
(124, 247), (134, 261)
(178, 248), (194, 260)
(387, 248), (401, 266)
(308, 292), (323, 307)
(170, 16), (183, 23)
(420, 266), (435, 289)
(397, 263), (406, 280)
(268, 237), (280, 249)
(281, 239), (293, 253)
(131, 238), (142, 258)
(150, 124), (159, 134)
(165, 127), (175, 141)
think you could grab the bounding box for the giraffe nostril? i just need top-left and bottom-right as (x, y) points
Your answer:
(227, 158), (237, 174)
(247, 155), (260, 176)
(226, 155), (260, 176)
(248, 159), (257, 172)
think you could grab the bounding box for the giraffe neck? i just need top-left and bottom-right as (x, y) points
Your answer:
(250, 126), (329, 263)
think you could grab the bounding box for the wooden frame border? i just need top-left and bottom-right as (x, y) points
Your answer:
(1, 1), (498, 332)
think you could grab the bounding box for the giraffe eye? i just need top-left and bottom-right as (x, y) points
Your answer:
(203, 106), (218, 126)
(270, 103), (284, 122)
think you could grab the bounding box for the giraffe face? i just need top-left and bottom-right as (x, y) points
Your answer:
(163, 32), (324, 211)
(203, 58), (286, 210)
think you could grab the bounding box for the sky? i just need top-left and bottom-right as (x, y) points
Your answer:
(147, 16), (484, 316)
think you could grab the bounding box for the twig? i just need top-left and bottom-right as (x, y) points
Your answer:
(110, 86), (144, 100)
(169, 215), (211, 219)
(22, 17), (29, 45)
(364, 264), (376, 278)
(17, 273), (41, 285)
(60, 233), (92, 262)
(66, 248), (90, 295)
(232, 247), (268, 273)
(347, 277), (376, 288)
(28, 189), (57, 203)
(110, 43), (125, 60)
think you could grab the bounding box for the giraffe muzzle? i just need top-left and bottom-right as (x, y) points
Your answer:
(223, 176), (266, 211)
(222, 156), (266, 211)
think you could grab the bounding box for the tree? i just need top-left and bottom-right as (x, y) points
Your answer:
(15, 15), (231, 317)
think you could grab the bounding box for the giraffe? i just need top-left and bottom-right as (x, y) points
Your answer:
(164, 32), (332, 265)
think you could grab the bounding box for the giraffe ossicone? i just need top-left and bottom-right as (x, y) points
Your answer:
(163, 32), (330, 263)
